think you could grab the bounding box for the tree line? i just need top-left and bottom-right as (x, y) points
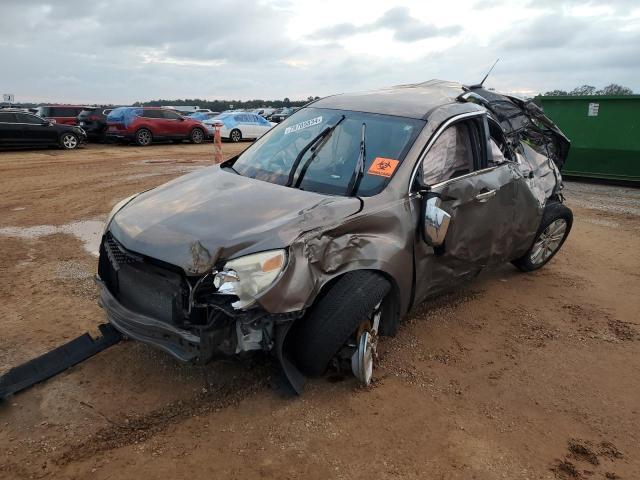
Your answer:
(544, 83), (634, 96)
(134, 96), (321, 110)
(2, 96), (321, 109)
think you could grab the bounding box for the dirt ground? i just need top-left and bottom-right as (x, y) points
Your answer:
(0, 143), (638, 480)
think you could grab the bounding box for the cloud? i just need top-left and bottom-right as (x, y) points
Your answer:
(0, 0), (638, 103)
(313, 6), (461, 43)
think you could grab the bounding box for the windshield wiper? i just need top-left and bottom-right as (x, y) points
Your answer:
(286, 115), (345, 187)
(346, 122), (366, 196)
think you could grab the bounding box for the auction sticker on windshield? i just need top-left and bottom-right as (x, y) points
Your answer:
(285, 116), (323, 135)
(367, 157), (399, 178)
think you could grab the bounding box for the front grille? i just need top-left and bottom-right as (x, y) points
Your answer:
(99, 232), (186, 325)
(104, 232), (139, 271)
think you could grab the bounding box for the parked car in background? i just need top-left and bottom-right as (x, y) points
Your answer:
(202, 112), (275, 142)
(77, 107), (113, 141)
(35, 105), (87, 125)
(0, 109), (86, 149)
(268, 107), (296, 123)
(253, 107), (276, 118)
(162, 106), (201, 114)
(188, 111), (220, 122)
(106, 107), (207, 146)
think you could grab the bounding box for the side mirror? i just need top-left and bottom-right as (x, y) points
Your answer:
(422, 196), (451, 247)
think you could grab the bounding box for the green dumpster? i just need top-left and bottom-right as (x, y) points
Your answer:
(536, 95), (640, 182)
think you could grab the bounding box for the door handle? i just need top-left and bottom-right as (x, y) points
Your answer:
(475, 189), (496, 202)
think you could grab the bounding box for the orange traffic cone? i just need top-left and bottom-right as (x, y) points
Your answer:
(213, 123), (223, 164)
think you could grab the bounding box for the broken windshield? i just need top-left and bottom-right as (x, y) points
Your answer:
(232, 107), (424, 196)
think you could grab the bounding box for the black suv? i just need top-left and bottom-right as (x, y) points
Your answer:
(0, 110), (87, 150)
(269, 107), (298, 123)
(77, 107), (113, 141)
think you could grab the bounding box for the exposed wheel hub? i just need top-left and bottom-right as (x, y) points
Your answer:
(351, 302), (381, 385)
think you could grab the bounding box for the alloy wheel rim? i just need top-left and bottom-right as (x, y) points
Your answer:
(63, 135), (77, 148)
(232, 131), (240, 141)
(193, 130), (203, 142)
(139, 130), (151, 145)
(530, 218), (567, 265)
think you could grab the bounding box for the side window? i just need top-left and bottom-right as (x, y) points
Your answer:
(487, 119), (514, 165)
(163, 110), (182, 120)
(142, 110), (163, 119)
(421, 123), (476, 185)
(15, 113), (42, 124)
(0, 113), (17, 123)
(51, 107), (77, 117)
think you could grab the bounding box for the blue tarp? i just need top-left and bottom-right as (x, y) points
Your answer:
(188, 112), (209, 121)
(107, 107), (143, 127)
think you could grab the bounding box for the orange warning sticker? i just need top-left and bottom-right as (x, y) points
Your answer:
(367, 157), (399, 178)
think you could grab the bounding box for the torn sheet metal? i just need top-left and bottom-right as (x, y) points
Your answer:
(459, 86), (570, 170)
(517, 142), (562, 207)
(0, 324), (121, 400)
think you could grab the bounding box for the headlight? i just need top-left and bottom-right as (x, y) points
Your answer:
(103, 193), (140, 233)
(213, 249), (287, 309)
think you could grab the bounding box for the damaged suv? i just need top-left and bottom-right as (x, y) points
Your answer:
(98, 80), (572, 393)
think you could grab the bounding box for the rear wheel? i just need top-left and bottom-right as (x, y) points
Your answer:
(290, 271), (392, 380)
(190, 128), (205, 144)
(134, 128), (152, 146)
(60, 133), (79, 150)
(512, 201), (573, 272)
(230, 129), (242, 142)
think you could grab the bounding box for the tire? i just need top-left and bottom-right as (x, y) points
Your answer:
(190, 128), (205, 144)
(512, 201), (573, 272)
(60, 133), (79, 150)
(290, 271), (391, 376)
(230, 129), (242, 143)
(134, 128), (153, 146)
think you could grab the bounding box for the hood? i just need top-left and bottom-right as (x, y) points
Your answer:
(109, 166), (361, 274)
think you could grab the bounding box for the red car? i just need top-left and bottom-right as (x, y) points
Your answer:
(35, 105), (87, 125)
(106, 107), (207, 146)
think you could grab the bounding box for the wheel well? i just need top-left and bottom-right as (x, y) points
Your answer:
(311, 269), (401, 336)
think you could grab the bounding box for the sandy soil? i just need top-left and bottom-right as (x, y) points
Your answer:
(0, 143), (638, 480)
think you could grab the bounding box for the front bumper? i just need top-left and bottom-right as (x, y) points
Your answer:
(97, 277), (202, 362)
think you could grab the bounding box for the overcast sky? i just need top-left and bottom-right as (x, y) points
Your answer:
(1, 0), (638, 103)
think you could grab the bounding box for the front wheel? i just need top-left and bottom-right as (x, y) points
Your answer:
(289, 271), (393, 382)
(230, 129), (242, 142)
(60, 133), (79, 150)
(190, 128), (205, 144)
(512, 201), (573, 272)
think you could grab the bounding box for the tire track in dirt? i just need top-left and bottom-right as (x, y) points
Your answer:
(56, 363), (270, 465)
